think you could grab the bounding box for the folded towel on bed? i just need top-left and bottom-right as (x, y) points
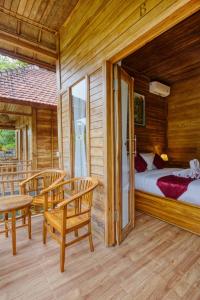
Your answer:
(173, 159), (200, 179)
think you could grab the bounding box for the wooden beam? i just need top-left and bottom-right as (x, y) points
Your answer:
(0, 96), (57, 110)
(0, 7), (57, 34)
(0, 124), (16, 129)
(0, 30), (57, 59)
(0, 110), (32, 117)
(0, 48), (56, 71)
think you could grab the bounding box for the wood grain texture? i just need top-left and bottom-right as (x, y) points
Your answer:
(135, 191), (200, 236)
(89, 68), (105, 239)
(1, 212), (200, 299)
(122, 70), (167, 154)
(167, 74), (200, 167)
(0, 0), (79, 68)
(59, 0), (198, 90)
(35, 108), (58, 169)
(56, 1), (200, 244)
(122, 10), (200, 85)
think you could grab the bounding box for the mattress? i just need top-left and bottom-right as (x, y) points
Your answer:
(135, 168), (200, 206)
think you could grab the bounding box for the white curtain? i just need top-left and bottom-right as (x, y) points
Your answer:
(73, 97), (87, 177)
(121, 79), (129, 228)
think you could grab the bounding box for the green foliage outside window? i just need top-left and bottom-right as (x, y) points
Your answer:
(0, 55), (27, 71)
(0, 130), (16, 152)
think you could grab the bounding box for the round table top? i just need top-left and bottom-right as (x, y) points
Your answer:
(0, 195), (33, 212)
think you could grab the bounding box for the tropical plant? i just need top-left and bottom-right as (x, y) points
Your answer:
(0, 55), (27, 71)
(0, 130), (16, 151)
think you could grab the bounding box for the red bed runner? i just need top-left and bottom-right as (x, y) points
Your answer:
(157, 175), (194, 199)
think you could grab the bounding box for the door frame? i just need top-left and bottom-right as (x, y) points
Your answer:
(104, 2), (199, 246)
(114, 65), (135, 244)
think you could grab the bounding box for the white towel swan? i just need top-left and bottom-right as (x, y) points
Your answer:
(173, 159), (200, 179)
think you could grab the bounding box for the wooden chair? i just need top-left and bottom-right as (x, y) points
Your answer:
(19, 169), (66, 213)
(43, 177), (99, 272)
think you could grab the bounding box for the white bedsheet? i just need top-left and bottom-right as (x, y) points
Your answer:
(135, 168), (200, 206)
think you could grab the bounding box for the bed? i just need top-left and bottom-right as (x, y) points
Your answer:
(135, 168), (200, 235)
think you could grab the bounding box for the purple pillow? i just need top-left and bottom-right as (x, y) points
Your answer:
(135, 154), (147, 172)
(154, 154), (165, 169)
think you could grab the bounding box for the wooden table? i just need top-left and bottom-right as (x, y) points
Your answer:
(0, 195), (33, 255)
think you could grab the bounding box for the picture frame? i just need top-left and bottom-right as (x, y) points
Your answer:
(134, 92), (145, 126)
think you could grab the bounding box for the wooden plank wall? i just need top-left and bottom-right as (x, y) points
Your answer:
(34, 108), (59, 169)
(60, 90), (71, 173)
(58, 0), (199, 241)
(134, 76), (167, 154)
(89, 68), (105, 237)
(167, 75), (200, 166)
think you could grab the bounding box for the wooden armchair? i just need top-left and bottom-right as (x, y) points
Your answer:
(43, 177), (98, 272)
(19, 169), (66, 213)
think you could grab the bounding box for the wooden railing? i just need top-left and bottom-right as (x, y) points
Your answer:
(0, 160), (32, 174)
(0, 170), (39, 196)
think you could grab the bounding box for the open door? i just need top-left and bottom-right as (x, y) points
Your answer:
(114, 65), (135, 244)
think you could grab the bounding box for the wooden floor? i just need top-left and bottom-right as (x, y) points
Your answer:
(0, 212), (200, 300)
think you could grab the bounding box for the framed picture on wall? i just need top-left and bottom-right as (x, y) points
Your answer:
(134, 92), (145, 126)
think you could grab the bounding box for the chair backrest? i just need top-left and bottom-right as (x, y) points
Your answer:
(53, 177), (99, 219)
(20, 169), (66, 195)
(0, 170), (39, 196)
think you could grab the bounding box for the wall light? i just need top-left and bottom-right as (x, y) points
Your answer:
(161, 154), (168, 161)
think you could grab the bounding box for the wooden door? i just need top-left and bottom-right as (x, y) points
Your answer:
(114, 65), (135, 244)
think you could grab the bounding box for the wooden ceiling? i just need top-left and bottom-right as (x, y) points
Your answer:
(122, 11), (200, 85)
(0, 0), (79, 70)
(0, 101), (32, 129)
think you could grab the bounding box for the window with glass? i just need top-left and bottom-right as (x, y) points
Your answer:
(71, 79), (87, 177)
(0, 129), (17, 159)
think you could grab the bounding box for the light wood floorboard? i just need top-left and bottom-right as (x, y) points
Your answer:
(0, 212), (200, 300)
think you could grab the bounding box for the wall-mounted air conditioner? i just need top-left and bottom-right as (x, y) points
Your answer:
(149, 81), (170, 97)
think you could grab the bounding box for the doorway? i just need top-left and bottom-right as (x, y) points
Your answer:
(109, 7), (200, 245)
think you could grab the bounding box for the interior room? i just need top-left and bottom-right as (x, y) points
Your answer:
(119, 10), (200, 235)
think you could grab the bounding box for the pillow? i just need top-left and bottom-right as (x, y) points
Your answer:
(140, 153), (155, 171)
(135, 154), (147, 172)
(153, 153), (165, 169)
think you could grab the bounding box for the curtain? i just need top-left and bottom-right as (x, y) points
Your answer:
(73, 96), (87, 177)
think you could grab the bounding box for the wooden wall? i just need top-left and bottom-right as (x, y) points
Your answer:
(57, 0), (199, 242)
(125, 73), (167, 154)
(58, 69), (105, 236)
(33, 108), (59, 169)
(0, 101), (58, 169)
(89, 68), (105, 237)
(167, 75), (200, 167)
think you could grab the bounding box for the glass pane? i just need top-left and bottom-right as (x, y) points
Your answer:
(72, 79), (87, 177)
(0, 129), (16, 159)
(121, 79), (129, 228)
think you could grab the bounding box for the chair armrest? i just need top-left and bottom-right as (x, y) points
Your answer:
(40, 173), (66, 195)
(40, 177), (75, 194)
(56, 182), (98, 209)
(19, 170), (43, 187)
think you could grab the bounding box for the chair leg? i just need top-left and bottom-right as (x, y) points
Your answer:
(88, 222), (94, 252)
(28, 207), (31, 239)
(74, 229), (78, 237)
(43, 219), (47, 245)
(11, 211), (16, 255)
(60, 235), (66, 272)
(5, 213), (8, 238)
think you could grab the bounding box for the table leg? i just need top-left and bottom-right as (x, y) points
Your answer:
(11, 211), (16, 255)
(28, 206), (31, 239)
(5, 213), (8, 238)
